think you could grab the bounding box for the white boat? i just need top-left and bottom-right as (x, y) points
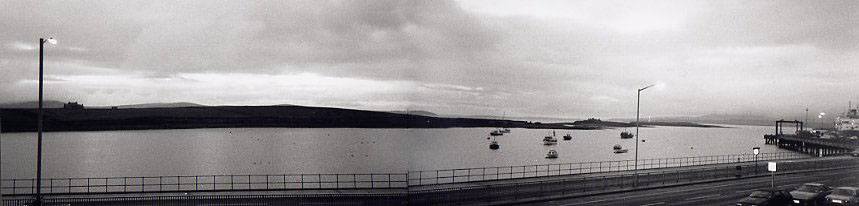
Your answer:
(546, 150), (558, 158)
(543, 136), (558, 145)
(490, 130), (503, 136)
(613, 144), (628, 153)
(501, 128), (511, 133)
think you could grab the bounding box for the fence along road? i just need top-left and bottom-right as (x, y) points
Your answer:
(407, 152), (806, 186)
(1, 152), (845, 205)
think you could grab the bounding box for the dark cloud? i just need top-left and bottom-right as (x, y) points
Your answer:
(1, 0), (857, 118)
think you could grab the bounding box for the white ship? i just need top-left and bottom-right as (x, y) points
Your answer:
(835, 102), (859, 138)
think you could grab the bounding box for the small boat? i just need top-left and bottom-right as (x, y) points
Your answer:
(546, 150), (558, 158)
(501, 128), (511, 133)
(621, 131), (634, 139)
(490, 130), (503, 136)
(613, 144), (628, 153)
(543, 136), (558, 145)
(489, 140), (499, 150)
(563, 134), (572, 140)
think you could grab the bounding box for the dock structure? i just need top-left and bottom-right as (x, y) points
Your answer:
(764, 120), (858, 157)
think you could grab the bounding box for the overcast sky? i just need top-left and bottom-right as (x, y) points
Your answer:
(1, 0), (857, 118)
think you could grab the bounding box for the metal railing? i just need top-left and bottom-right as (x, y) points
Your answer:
(0, 152), (811, 195)
(408, 152), (809, 186)
(1, 173), (407, 195)
(408, 158), (859, 205)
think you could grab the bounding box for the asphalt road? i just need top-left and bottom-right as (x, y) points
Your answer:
(523, 167), (859, 206)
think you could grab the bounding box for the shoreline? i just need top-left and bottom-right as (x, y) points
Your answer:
(0, 106), (724, 133)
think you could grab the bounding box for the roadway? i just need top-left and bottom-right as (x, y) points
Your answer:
(523, 166), (859, 206)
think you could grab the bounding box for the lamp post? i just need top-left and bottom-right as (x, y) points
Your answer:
(633, 84), (655, 187)
(753, 147), (760, 174)
(35, 37), (56, 206)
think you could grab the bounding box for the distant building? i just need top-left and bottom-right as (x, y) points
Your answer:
(63, 102), (84, 109)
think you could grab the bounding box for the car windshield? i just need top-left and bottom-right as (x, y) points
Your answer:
(797, 185), (824, 192)
(832, 189), (857, 196)
(750, 191), (773, 198)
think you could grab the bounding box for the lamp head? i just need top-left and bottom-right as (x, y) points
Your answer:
(47, 37), (57, 45)
(753, 147), (760, 155)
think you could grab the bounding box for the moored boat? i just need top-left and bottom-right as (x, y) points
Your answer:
(546, 150), (558, 158)
(621, 131), (634, 139)
(490, 130), (503, 136)
(543, 136), (558, 145)
(563, 134), (572, 140)
(613, 144), (628, 153)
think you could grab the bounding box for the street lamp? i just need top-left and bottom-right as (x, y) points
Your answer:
(753, 147), (760, 174)
(633, 84), (655, 187)
(35, 37), (56, 206)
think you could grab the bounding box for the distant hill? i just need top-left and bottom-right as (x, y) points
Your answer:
(611, 113), (778, 126)
(0, 101), (66, 108)
(387, 110), (439, 117)
(116, 102), (206, 108)
(0, 105), (585, 132)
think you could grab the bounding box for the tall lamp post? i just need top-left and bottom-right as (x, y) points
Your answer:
(36, 37), (57, 206)
(753, 147), (760, 174)
(633, 84), (655, 187)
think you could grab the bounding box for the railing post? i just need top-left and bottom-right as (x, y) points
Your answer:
(160, 176), (163, 191)
(483, 167), (486, 181)
(317, 174), (322, 189)
(371, 174), (375, 188)
(266, 175), (270, 190)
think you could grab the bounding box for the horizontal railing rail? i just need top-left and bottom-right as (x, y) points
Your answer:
(0, 152), (812, 195)
(408, 158), (859, 205)
(1, 173), (408, 195)
(407, 152), (810, 186)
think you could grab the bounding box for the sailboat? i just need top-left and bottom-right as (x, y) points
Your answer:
(543, 130), (558, 145)
(500, 112), (511, 133)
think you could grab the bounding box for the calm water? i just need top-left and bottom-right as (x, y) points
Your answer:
(1, 125), (790, 179)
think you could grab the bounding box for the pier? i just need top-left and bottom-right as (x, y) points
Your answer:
(764, 120), (858, 156)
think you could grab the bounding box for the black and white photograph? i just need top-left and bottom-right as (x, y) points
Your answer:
(1, 0), (858, 205)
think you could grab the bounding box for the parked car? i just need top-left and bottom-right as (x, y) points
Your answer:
(737, 189), (794, 206)
(825, 187), (859, 206)
(790, 183), (832, 205)
(850, 151), (859, 157)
